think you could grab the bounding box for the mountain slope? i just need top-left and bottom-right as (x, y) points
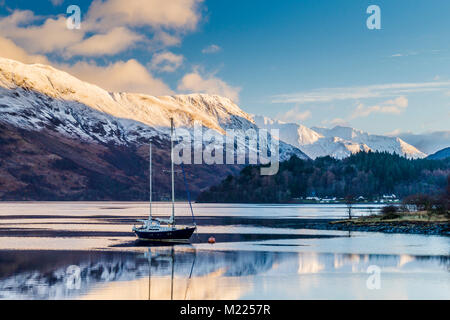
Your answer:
(0, 121), (242, 200)
(0, 58), (251, 133)
(397, 131), (450, 155)
(0, 57), (307, 159)
(427, 147), (450, 160)
(0, 57), (307, 200)
(197, 152), (450, 203)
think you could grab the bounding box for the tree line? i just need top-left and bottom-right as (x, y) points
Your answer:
(196, 151), (450, 203)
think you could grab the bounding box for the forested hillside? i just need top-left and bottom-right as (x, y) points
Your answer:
(196, 152), (450, 203)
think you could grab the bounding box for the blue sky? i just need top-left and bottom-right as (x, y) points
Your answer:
(1, 0), (449, 135)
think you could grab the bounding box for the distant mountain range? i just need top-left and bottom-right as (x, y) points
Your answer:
(253, 116), (427, 159)
(0, 57), (448, 199)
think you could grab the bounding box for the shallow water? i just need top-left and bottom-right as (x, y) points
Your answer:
(0, 202), (448, 299)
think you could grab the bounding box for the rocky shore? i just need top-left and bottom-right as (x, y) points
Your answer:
(325, 220), (449, 236)
(296, 215), (450, 236)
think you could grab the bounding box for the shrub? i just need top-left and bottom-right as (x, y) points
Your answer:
(382, 205), (398, 214)
(403, 193), (449, 215)
(381, 205), (401, 220)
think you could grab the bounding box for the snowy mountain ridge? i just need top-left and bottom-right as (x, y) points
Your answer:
(396, 131), (450, 155)
(253, 116), (427, 159)
(0, 57), (432, 161)
(0, 57), (252, 133)
(0, 57), (306, 161)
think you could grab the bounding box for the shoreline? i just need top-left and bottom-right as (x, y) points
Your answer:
(300, 216), (450, 236)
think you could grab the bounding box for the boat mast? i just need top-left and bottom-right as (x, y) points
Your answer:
(170, 118), (175, 225)
(170, 247), (174, 300)
(148, 248), (152, 300)
(148, 141), (152, 222)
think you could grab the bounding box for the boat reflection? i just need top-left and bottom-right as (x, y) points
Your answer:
(145, 247), (197, 300)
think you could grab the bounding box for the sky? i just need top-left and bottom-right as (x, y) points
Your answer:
(0, 0), (449, 135)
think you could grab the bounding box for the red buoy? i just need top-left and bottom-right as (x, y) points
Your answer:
(208, 236), (216, 244)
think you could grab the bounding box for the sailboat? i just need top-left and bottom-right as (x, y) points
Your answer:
(133, 118), (197, 242)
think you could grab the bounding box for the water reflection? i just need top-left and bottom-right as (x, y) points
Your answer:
(0, 248), (448, 299)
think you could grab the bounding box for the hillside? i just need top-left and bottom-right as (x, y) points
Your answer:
(0, 57), (306, 200)
(398, 131), (450, 154)
(427, 147), (450, 160)
(196, 152), (450, 203)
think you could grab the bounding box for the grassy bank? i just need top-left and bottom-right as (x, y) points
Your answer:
(333, 211), (449, 224)
(329, 210), (449, 236)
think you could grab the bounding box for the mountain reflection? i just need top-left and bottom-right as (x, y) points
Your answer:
(0, 249), (447, 299)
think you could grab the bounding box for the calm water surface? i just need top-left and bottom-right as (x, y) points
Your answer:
(0, 202), (448, 299)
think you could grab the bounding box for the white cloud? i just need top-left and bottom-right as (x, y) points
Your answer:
(202, 44), (221, 54)
(276, 107), (312, 123)
(0, 1), (247, 100)
(150, 51), (184, 72)
(0, 36), (50, 64)
(0, 34), (173, 96)
(385, 96), (408, 108)
(322, 118), (349, 127)
(66, 27), (143, 57)
(85, 0), (202, 32)
(351, 96), (408, 119)
(0, 36), (172, 96)
(0, 0), (203, 58)
(0, 11), (84, 54)
(271, 82), (450, 104)
(61, 59), (173, 96)
(152, 30), (181, 46)
(389, 51), (419, 58)
(384, 129), (402, 136)
(178, 69), (240, 101)
(0, 1), (206, 96)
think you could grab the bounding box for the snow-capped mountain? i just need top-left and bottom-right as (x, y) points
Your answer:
(312, 126), (426, 159)
(252, 116), (322, 146)
(253, 116), (426, 159)
(0, 57), (306, 161)
(0, 57), (307, 200)
(0, 56), (436, 201)
(0, 58), (244, 142)
(395, 131), (450, 155)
